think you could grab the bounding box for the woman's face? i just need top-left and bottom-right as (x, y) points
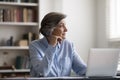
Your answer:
(52, 19), (67, 39)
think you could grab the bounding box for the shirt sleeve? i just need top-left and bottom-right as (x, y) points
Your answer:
(29, 43), (56, 77)
(71, 43), (87, 76)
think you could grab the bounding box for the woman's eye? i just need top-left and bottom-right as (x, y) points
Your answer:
(57, 22), (66, 28)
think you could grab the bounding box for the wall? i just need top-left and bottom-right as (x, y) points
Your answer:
(39, 0), (56, 21)
(96, 0), (109, 48)
(60, 0), (96, 62)
(40, 0), (97, 63)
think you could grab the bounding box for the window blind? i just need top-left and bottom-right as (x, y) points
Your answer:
(109, 0), (120, 40)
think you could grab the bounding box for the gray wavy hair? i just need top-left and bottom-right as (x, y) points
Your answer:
(39, 12), (66, 36)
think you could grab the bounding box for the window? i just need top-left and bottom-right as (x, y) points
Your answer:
(108, 0), (120, 41)
(107, 0), (120, 71)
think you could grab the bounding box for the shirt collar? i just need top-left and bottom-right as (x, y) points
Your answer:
(42, 37), (61, 48)
(41, 37), (49, 48)
(57, 42), (60, 48)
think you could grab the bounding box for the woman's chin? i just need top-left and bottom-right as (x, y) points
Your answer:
(62, 36), (66, 39)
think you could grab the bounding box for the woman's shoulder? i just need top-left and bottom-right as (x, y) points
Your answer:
(30, 39), (40, 44)
(29, 39), (40, 47)
(30, 37), (46, 46)
(29, 37), (48, 47)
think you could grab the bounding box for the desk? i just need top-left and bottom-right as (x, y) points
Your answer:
(1, 76), (120, 80)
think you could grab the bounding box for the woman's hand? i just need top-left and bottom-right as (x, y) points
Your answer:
(47, 35), (62, 47)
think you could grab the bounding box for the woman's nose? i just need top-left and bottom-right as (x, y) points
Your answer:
(64, 26), (67, 32)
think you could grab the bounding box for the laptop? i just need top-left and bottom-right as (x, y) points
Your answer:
(86, 48), (120, 77)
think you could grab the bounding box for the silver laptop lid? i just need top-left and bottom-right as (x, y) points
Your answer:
(86, 48), (120, 77)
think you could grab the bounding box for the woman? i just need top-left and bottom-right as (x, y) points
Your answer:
(29, 12), (86, 77)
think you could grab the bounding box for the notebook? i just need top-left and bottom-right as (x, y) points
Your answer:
(86, 48), (120, 77)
